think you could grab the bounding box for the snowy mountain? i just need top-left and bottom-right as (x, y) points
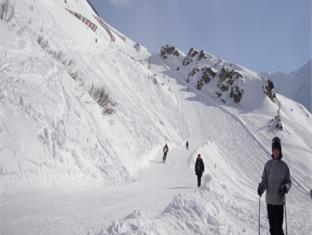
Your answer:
(259, 60), (312, 112)
(160, 45), (275, 109)
(1, 0), (312, 234)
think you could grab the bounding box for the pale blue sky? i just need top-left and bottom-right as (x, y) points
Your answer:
(90, 0), (311, 73)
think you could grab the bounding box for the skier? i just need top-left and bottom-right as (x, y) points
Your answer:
(257, 137), (291, 235)
(195, 154), (205, 187)
(162, 143), (169, 163)
(186, 141), (189, 150)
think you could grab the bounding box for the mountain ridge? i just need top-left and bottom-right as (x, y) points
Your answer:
(259, 60), (311, 112)
(1, 1), (312, 234)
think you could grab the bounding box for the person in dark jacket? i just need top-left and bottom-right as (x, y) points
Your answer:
(258, 137), (291, 235)
(195, 154), (205, 187)
(186, 141), (189, 150)
(162, 143), (169, 163)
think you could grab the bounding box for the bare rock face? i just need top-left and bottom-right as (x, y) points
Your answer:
(217, 67), (244, 103)
(160, 45), (270, 106)
(182, 48), (207, 66)
(160, 45), (180, 59)
(263, 79), (277, 102)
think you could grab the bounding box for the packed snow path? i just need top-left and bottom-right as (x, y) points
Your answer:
(1, 145), (204, 234)
(1, 0), (311, 231)
(2, 62), (312, 234)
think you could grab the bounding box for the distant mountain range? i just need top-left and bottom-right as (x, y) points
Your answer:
(259, 60), (311, 112)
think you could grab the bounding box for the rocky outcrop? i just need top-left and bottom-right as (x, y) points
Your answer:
(160, 45), (180, 59)
(194, 65), (244, 104)
(194, 67), (217, 89)
(159, 45), (270, 106)
(182, 48), (208, 66)
(263, 79), (276, 102)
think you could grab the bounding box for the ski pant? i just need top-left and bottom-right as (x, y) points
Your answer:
(162, 153), (167, 163)
(196, 173), (202, 187)
(267, 204), (284, 235)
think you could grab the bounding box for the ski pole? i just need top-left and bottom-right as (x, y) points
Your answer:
(285, 201), (288, 235)
(258, 197), (261, 235)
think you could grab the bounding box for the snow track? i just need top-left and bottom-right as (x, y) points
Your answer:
(1, 0), (311, 234)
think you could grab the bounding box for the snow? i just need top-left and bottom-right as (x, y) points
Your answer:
(260, 60), (312, 112)
(1, 0), (312, 234)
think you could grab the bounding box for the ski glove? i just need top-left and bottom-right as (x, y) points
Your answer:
(257, 183), (264, 197)
(279, 184), (289, 195)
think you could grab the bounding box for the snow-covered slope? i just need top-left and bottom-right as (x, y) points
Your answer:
(260, 60), (311, 112)
(160, 45), (267, 109)
(1, 0), (312, 234)
(0, 0), (188, 192)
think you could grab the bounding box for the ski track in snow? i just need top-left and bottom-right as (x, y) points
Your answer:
(1, 1), (312, 234)
(3, 54), (311, 234)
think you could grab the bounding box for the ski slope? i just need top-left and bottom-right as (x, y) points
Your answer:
(1, 0), (312, 234)
(2, 53), (312, 234)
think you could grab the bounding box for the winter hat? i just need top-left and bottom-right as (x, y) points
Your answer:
(272, 136), (282, 159)
(272, 137), (281, 151)
(272, 141), (281, 151)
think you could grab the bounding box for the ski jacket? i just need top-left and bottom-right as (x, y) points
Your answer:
(260, 158), (291, 205)
(195, 158), (205, 175)
(163, 145), (169, 153)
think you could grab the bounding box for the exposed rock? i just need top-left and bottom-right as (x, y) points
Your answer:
(187, 48), (199, 58)
(197, 79), (204, 90)
(188, 68), (200, 78)
(182, 48), (199, 66)
(134, 43), (140, 52)
(160, 45), (180, 58)
(197, 50), (207, 61)
(160, 45), (248, 105)
(263, 79), (276, 102)
(230, 86), (243, 103)
(202, 67), (217, 77)
(201, 67), (216, 83)
(218, 84), (229, 92)
(215, 92), (222, 98)
(219, 67), (242, 82)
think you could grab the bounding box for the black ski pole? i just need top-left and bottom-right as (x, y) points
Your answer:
(258, 197), (261, 235)
(285, 201), (288, 235)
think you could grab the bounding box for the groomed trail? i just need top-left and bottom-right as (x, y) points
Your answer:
(1, 0), (311, 233)
(1, 146), (196, 234)
(2, 56), (311, 235)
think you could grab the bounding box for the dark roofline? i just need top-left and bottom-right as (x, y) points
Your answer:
(85, 0), (99, 16)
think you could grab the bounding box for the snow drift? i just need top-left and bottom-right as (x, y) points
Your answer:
(1, 0), (312, 234)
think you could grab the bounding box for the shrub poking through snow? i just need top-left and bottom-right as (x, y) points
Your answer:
(0, 0), (14, 22)
(89, 85), (117, 114)
(37, 36), (72, 66)
(37, 35), (77, 79)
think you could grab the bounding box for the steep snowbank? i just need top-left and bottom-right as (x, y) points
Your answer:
(1, 1), (312, 234)
(0, 0), (188, 193)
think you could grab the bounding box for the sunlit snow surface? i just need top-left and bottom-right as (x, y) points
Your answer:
(0, 0), (311, 234)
